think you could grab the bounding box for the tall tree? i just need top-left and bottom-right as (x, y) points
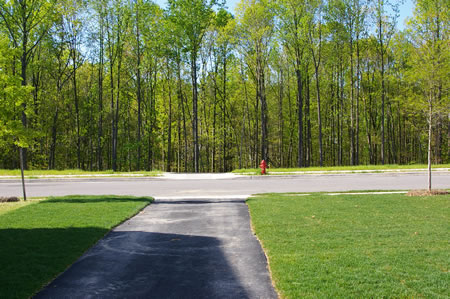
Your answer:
(47, 13), (74, 169)
(93, 0), (106, 170)
(308, 0), (324, 166)
(65, 0), (84, 169)
(237, 0), (274, 163)
(168, 0), (219, 172)
(276, 0), (308, 167)
(215, 8), (234, 171)
(373, 0), (399, 164)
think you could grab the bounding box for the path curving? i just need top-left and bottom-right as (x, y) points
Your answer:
(35, 196), (277, 299)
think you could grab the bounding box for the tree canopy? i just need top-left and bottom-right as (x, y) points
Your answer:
(0, 0), (448, 172)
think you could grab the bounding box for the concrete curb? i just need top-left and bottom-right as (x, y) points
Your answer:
(238, 168), (450, 175)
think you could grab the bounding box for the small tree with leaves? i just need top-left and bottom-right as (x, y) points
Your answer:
(0, 35), (33, 199)
(406, 0), (449, 191)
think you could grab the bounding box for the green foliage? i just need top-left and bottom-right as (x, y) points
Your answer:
(168, 0), (219, 53)
(0, 35), (33, 148)
(406, 0), (449, 113)
(0, 0), (449, 171)
(248, 193), (450, 297)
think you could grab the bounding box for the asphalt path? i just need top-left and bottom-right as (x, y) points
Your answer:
(36, 198), (277, 298)
(1, 172), (449, 198)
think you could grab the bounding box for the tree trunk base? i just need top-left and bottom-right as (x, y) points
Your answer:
(0, 196), (20, 202)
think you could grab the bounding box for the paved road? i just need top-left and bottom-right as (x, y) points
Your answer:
(1, 172), (449, 198)
(35, 197), (277, 299)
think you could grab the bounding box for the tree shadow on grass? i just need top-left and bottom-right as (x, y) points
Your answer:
(41, 195), (153, 204)
(0, 227), (109, 299)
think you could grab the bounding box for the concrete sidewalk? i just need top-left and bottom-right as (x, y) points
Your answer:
(35, 197), (277, 299)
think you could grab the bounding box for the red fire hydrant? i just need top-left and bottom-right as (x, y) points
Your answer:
(260, 159), (267, 175)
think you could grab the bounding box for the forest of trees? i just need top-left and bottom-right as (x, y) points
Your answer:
(0, 0), (448, 172)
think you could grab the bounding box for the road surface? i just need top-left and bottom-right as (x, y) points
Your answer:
(1, 172), (449, 198)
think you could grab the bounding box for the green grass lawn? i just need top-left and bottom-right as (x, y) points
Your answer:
(247, 193), (450, 298)
(0, 195), (153, 299)
(0, 169), (161, 177)
(0, 198), (43, 216)
(233, 163), (450, 174)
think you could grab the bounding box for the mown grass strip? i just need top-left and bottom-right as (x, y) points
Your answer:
(0, 195), (153, 299)
(0, 169), (161, 177)
(233, 163), (450, 174)
(0, 199), (43, 216)
(247, 193), (449, 298)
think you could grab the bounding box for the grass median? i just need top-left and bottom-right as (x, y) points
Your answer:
(247, 193), (449, 298)
(0, 195), (153, 299)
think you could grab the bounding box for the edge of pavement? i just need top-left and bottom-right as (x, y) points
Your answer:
(0, 168), (448, 180)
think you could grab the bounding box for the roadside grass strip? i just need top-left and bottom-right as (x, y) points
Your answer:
(0, 169), (161, 178)
(0, 199), (43, 216)
(233, 164), (450, 175)
(247, 193), (450, 298)
(0, 195), (153, 299)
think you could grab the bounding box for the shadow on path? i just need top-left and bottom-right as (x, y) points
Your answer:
(35, 231), (250, 298)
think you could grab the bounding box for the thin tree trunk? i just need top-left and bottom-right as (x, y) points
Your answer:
(98, 14), (104, 170)
(113, 37), (122, 172)
(136, 7), (142, 171)
(49, 106), (58, 169)
(428, 91), (433, 191)
(71, 35), (81, 170)
(191, 50), (200, 172)
(256, 43), (268, 163)
(239, 89), (248, 169)
(108, 30), (115, 171)
(379, 13), (385, 165)
(296, 53), (303, 167)
(428, 95), (432, 191)
(278, 67), (284, 167)
(167, 62), (172, 172)
(350, 31), (355, 165)
(177, 58), (188, 172)
(19, 147), (26, 201)
(20, 28), (28, 170)
(222, 51), (227, 172)
(310, 18), (323, 166)
(211, 55), (218, 172)
(314, 64), (323, 166)
(306, 69), (312, 167)
(182, 97), (188, 172)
